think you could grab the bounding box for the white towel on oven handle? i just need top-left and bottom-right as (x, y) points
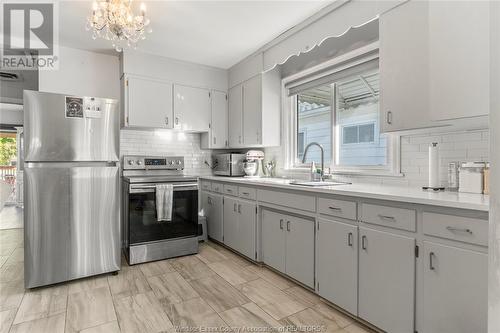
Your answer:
(156, 184), (173, 222)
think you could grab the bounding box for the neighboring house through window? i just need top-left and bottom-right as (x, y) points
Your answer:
(284, 50), (400, 176)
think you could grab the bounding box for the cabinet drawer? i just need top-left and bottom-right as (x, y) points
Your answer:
(223, 184), (238, 196)
(211, 182), (223, 193)
(257, 189), (316, 212)
(200, 181), (212, 191)
(360, 203), (416, 232)
(239, 187), (256, 200)
(318, 197), (357, 220)
(423, 212), (488, 246)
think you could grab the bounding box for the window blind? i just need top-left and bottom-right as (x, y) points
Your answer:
(286, 54), (379, 97)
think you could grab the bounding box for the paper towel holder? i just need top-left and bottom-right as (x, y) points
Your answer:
(423, 142), (445, 191)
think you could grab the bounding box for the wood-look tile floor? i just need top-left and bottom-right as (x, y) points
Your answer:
(0, 228), (376, 333)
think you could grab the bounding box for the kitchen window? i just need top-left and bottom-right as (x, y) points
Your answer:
(285, 51), (400, 176)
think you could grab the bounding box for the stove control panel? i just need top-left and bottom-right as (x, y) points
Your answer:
(123, 156), (184, 170)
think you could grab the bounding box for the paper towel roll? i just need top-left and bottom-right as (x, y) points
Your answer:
(428, 142), (440, 188)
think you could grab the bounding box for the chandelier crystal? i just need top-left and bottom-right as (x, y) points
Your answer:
(86, 0), (152, 52)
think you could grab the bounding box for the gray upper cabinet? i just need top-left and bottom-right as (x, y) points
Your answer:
(317, 218), (358, 315)
(423, 241), (487, 333)
(227, 68), (281, 148)
(201, 90), (228, 149)
(380, 0), (489, 132)
(428, 1), (490, 121)
(173, 84), (211, 131)
(379, 0), (431, 132)
(123, 75), (173, 129)
(242, 75), (262, 146)
(228, 85), (243, 147)
(358, 227), (415, 333)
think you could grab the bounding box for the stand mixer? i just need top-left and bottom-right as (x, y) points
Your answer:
(243, 150), (266, 177)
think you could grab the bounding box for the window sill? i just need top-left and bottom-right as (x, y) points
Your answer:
(285, 167), (404, 178)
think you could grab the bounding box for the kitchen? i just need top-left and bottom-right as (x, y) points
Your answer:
(0, 1), (498, 332)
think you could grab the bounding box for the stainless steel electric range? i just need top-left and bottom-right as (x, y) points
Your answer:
(122, 155), (199, 265)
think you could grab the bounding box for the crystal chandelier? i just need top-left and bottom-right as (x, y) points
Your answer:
(86, 0), (152, 52)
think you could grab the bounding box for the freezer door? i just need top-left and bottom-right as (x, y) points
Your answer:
(24, 163), (120, 288)
(24, 90), (119, 162)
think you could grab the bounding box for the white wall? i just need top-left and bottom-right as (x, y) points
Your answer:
(489, 1), (500, 331)
(39, 46), (120, 99)
(121, 50), (228, 91)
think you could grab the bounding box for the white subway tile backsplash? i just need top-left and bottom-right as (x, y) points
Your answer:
(120, 129), (212, 176)
(265, 129), (489, 188)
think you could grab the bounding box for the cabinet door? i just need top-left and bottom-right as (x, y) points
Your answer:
(207, 193), (223, 242)
(261, 209), (286, 273)
(285, 215), (314, 288)
(223, 196), (239, 248)
(173, 84), (211, 131)
(242, 75), (262, 145)
(126, 76), (172, 128)
(237, 200), (256, 260)
(423, 241), (487, 333)
(379, 1), (430, 132)
(428, 1), (489, 121)
(317, 219), (358, 315)
(358, 227), (415, 333)
(228, 85), (243, 147)
(210, 91), (228, 148)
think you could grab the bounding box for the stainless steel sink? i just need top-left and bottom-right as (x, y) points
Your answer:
(289, 181), (350, 187)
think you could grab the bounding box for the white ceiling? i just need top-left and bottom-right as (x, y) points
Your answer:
(58, 1), (332, 69)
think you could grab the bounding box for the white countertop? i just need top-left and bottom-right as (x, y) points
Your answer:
(200, 176), (489, 212)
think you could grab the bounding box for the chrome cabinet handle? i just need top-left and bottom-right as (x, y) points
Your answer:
(378, 214), (395, 221)
(242, 192), (249, 196)
(233, 203), (237, 212)
(238, 135), (241, 144)
(226, 189), (232, 193)
(279, 219), (283, 230)
(207, 197), (212, 205)
(213, 137), (216, 145)
(386, 111), (392, 125)
(361, 235), (367, 250)
(446, 226), (473, 234)
(429, 252), (436, 270)
(165, 117), (169, 125)
(286, 221), (291, 232)
(175, 117), (179, 125)
(238, 204), (241, 214)
(329, 206), (342, 211)
(348, 232), (353, 247)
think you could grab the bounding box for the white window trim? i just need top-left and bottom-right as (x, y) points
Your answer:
(281, 46), (402, 178)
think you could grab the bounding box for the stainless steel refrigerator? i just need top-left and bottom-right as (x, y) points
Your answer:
(23, 90), (120, 288)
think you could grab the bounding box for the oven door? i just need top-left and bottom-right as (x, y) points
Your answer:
(127, 182), (198, 245)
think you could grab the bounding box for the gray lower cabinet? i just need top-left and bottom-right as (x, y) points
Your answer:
(223, 196), (239, 249)
(262, 209), (314, 288)
(316, 218), (358, 315)
(202, 191), (223, 243)
(262, 209), (286, 272)
(423, 241), (487, 333)
(358, 226), (415, 333)
(223, 196), (257, 260)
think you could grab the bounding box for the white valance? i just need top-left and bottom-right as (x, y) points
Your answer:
(262, 0), (403, 72)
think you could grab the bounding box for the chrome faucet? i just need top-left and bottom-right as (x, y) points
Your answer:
(301, 142), (324, 181)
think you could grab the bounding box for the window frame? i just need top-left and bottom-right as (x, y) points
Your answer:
(283, 46), (402, 177)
